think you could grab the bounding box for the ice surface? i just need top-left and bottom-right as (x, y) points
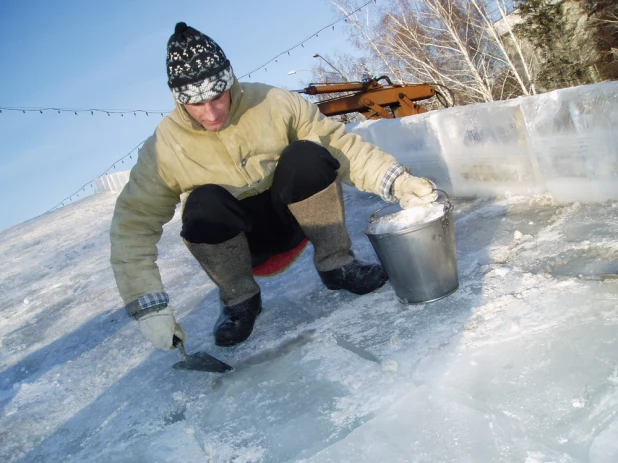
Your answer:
(1, 188), (617, 463)
(366, 203), (446, 235)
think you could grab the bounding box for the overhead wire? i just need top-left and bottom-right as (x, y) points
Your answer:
(46, 141), (144, 212)
(0, 106), (170, 117)
(30, 0), (379, 211)
(2, 0), (378, 117)
(239, 0), (376, 79)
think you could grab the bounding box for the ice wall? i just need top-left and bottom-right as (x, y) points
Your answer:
(94, 171), (130, 194)
(349, 81), (618, 203)
(93, 82), (618, 203)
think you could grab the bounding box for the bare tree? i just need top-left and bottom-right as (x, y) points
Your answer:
(329, 0), (538, 103)
(329, 0), (406, 82)
(472, 0), (537, 96)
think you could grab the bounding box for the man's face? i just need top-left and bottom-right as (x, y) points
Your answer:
(184, 90), (232, 131)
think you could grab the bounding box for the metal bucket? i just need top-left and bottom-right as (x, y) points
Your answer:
(365, 193), (458, 304)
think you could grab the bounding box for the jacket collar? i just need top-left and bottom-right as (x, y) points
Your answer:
(174, 75), (243, 132)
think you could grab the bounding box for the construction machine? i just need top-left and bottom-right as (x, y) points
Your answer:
(295, 76), (452, 120)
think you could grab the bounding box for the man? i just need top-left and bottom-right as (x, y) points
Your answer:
(110, 22), (437, 351)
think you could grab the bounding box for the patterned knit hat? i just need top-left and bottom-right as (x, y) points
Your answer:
(166, 22), (235, 104)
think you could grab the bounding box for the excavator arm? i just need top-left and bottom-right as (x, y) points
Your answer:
(296, 76), (449, 120)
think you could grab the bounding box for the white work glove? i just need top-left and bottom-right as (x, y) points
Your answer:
(137, 305), (186, 351)
(392, 173), (438, 209)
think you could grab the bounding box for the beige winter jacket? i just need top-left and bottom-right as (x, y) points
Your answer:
(110, 79), (398, 305)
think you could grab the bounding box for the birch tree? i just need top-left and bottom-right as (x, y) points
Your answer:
(330, 0), (538, 103)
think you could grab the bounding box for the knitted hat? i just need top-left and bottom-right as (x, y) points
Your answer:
(166, 22), (235, 104)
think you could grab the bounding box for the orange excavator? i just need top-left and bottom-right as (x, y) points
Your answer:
(295, 76), (453, 120)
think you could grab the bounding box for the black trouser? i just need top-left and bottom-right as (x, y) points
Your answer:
(180, 141), (340, 267)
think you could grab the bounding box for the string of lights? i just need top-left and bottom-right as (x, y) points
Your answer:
(239, 0), (376, 79)
(47, 141), (144, 212)
(38, 1), (378, 211)
(2, 0), (377, 118)
(0, 106), (170, 117)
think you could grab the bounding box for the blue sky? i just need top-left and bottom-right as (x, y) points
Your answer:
(0, 0), (365, 231)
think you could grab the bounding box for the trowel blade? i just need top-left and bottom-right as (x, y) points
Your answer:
(173, 351), (233, 373)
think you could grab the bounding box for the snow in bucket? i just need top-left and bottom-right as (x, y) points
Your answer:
(366, 202), (446, 235)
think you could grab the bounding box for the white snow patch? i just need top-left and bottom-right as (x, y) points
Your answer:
(366, 203), (446, 235)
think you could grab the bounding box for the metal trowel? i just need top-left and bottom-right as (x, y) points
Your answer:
(172, 336), (233, 372)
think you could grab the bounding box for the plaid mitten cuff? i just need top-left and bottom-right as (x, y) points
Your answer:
(125, 292), (170, 319)
(380, 163), (408, 202)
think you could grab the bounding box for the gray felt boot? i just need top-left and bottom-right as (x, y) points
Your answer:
(185, 234), (261, 347)
(288, 180), (388, 295)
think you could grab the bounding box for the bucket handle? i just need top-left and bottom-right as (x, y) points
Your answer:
(369, 189), (453, 223)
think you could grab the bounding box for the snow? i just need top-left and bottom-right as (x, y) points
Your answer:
(1, 82), (618, 462)
(366, 203), (446, 235)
